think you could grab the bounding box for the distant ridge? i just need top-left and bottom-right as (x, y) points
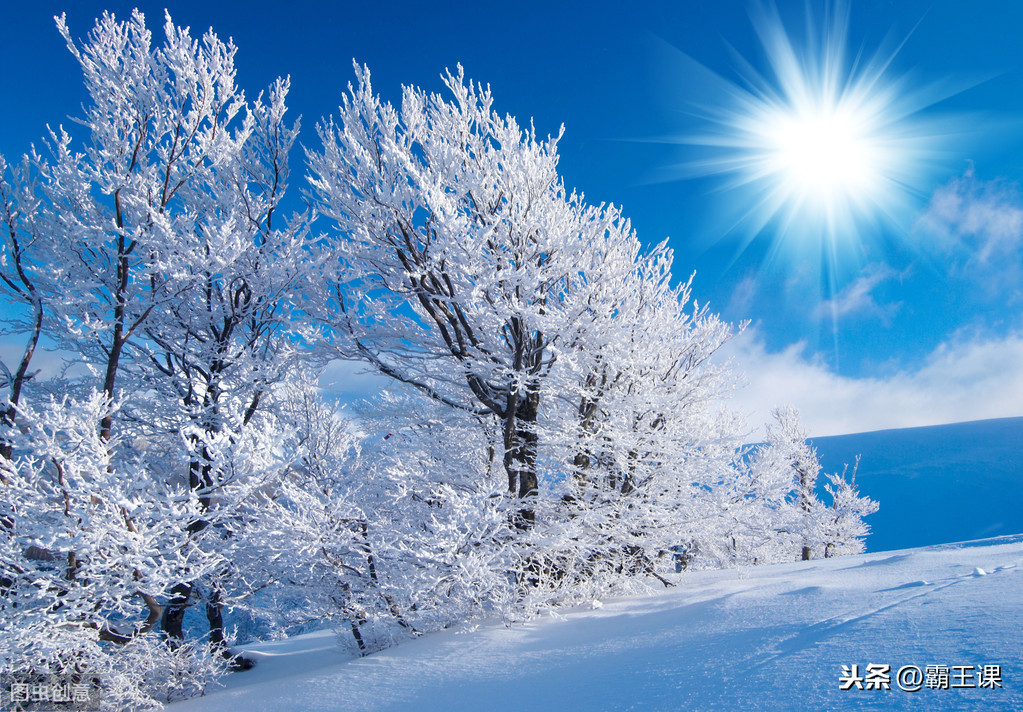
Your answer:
(810, 416), (1023, 553)
(815, 414), (1023, 439)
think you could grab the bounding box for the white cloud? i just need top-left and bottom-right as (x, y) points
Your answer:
(719, 327), (1023, 438)
(725, 272), (758, 319)
(812, 263), (900, 322)
(915, 168), (1023, 292)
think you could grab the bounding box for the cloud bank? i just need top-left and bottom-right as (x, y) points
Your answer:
(720, 327), (1023, 437)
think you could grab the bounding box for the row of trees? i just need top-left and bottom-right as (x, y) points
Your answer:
(0, 11), (876, 710)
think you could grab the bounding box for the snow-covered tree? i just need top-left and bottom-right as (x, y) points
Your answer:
(212, 374), (375, 650)
(772, 407), (824, 561)
(17, 9), (313, 656)
(0, 10), (324, 699)
(307, 64), (651, 523)
(534, 242), (745, 592)
(0, 393), (226, 710)
(129, 75), (308, 654)
(305, 63), (842, 607)
(32, 10), (272, 440)
(822, 459), (879, 557)
(351, 390), (517, 635)
(0, 155), (45, 458)
(739, 408), (877, 563)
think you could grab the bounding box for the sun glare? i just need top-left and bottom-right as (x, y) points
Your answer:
(766, 104), (874, 202)
(662, 2), (962, 265)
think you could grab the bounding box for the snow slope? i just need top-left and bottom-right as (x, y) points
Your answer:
(810, 416), (1023, 552)
(171, 535), (1023, 712)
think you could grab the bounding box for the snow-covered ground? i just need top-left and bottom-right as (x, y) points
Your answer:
(172, 534), (1023, 711)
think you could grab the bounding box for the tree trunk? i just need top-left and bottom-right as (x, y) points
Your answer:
(570, 367), (605, 491)
(99, 220), (133, 442)
(503, 384), (539, 528)
(98, 334), (123, 441)
(206, 587), (226, 653)
(206, 585), (254, 669)
(163, 446), (215, 645)
(161, 582), (192, 646)
(0, 302), (42, 460)
(99, 593), (163, 644)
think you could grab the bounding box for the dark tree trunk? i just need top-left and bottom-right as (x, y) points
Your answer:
(0, 302), (42, 461)
(163, 445), (215, 645)
(797, 463), (815, 563)
(99, 212), (133, 442)
(503, 384), (540, 528)
(98, 335), (123, 441)
(161, 582), (192, 646)
(571, 365), (608, 491)
(206, 587), (226, 653)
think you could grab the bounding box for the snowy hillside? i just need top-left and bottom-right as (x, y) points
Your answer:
(811, 416), (1023, 552)
(171, 535), (1022, 712)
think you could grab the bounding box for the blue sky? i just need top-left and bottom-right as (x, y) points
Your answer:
(3, 0), (1023, 436)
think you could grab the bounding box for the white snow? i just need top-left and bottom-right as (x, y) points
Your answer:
(171, 534), (1023, 711)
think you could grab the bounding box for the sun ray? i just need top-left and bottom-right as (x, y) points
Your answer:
(656, 1), (970, 275)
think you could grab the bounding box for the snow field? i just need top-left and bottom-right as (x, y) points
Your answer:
(172, 534), (1023, 711)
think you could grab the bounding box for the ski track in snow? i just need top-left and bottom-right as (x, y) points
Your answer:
(760, 558), (1015, 665)
(171, 535), (1023, 712)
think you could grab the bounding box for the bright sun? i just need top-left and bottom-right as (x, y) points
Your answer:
(766, 104), (874, 203)
(664, 1), (959, 262)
